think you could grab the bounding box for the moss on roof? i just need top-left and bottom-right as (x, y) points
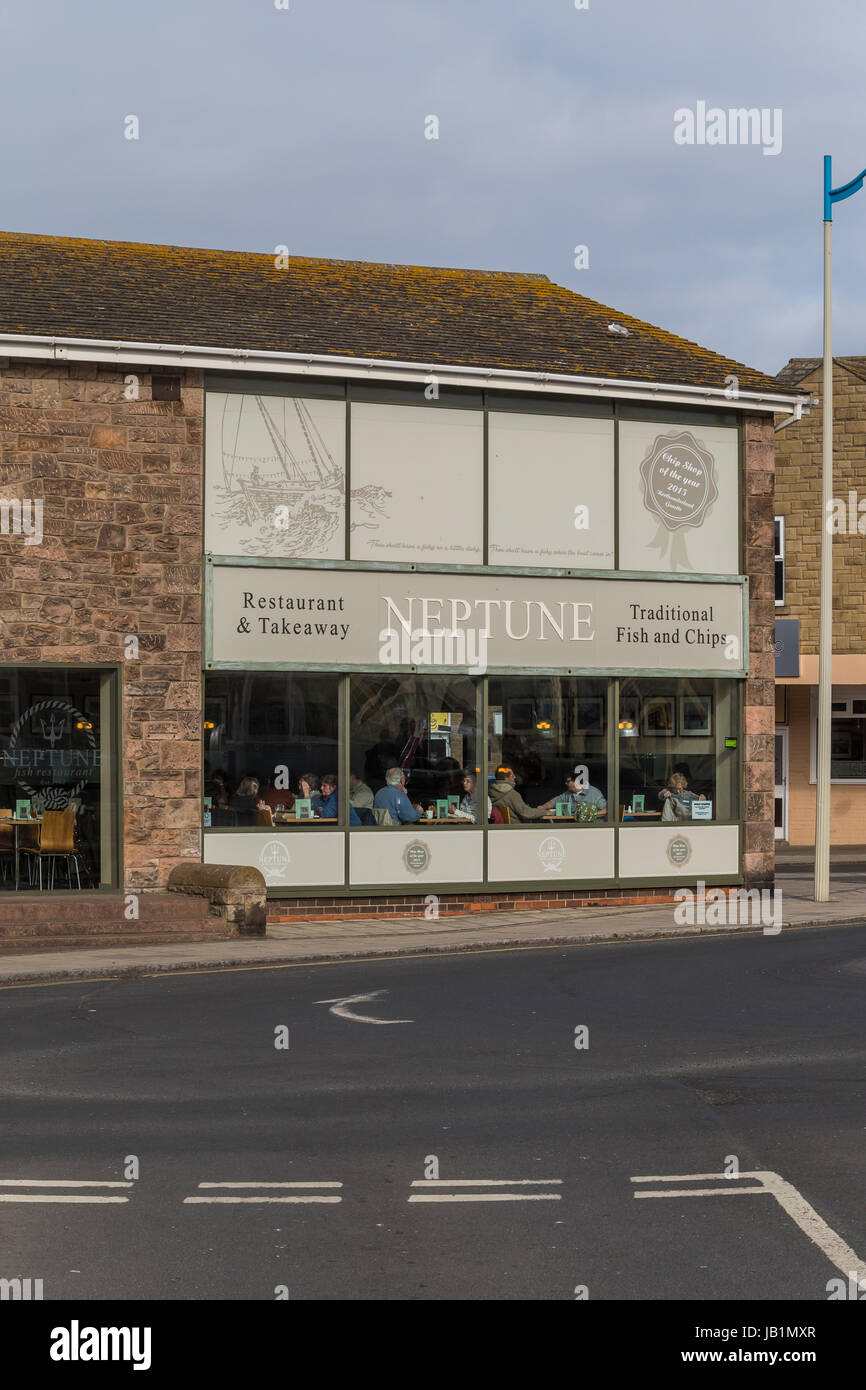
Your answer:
(0, 230), (786, 393)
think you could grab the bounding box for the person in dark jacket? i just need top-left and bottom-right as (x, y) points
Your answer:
(228, 775), (268, 825)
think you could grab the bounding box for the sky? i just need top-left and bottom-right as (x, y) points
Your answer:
(1, 0), (865, 376)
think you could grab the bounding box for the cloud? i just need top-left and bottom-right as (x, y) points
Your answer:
(2, 0), (865, 372)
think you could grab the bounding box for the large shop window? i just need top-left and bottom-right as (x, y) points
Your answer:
(348, 674), (480, 824)
(617, 678), (738, 823)
(486, 677), (609, 823)
(204, 673), (341, 826)
(0, 668), (118, 891)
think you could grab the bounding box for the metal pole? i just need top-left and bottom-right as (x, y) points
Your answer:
(814, 209), (833, 900)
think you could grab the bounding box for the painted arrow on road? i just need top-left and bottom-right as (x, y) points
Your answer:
(315, 989), (413, 1025)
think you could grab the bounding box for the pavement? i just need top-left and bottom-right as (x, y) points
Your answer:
(0, 848), (864, 984)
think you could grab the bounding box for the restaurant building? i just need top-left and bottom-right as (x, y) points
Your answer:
(0, 231), (808, 914)
(774, 355), (866, 845)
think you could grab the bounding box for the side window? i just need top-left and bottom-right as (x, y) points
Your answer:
(774, 517), (785, 606)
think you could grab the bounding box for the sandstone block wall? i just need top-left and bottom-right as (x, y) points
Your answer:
(775, 363), (866, 650)
(743, 412), (776, 886)
(0, 361), (203, 889)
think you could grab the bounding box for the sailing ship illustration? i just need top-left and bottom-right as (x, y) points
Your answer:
(215, 395), (390, 556)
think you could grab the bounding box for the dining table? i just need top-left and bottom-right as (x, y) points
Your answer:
(273, 813), (337, 823)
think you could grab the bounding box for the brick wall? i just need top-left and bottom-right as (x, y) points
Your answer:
(0, 360), (203, 890)
(743, 413), (776, 886)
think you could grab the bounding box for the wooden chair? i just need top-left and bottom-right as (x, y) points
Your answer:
(21, 809), (81, 890)
(252, 807), (274, 827)
(0, 809), (13, 882)
(495, 804), (511, 824)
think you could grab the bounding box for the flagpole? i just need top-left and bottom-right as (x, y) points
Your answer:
(814, 159), (833, 901)
(813, 155), (866, 896)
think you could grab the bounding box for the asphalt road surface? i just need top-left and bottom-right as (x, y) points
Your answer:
(1, 924), (864, 1301)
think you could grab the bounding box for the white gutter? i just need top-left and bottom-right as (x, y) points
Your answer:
(774, 395), (817, 432)
(0, 331), (810, 415)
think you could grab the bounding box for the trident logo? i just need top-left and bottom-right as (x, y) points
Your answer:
(39, 713), (65, 747)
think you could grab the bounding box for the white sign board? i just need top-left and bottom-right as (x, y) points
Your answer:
(211, 566), (745, 673)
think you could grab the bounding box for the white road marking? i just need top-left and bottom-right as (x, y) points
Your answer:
(185, 1180), (342, 1204)
(0, 1179), (133, 1187)
(631, 1170), (866, 1283)
(634, 1187), (768, 1198)
(197, 1182), (343, 1189)
(632, 1173), (759, 1183)
(0, 1195), (129, 1204)
(409, 1177), (562, 1203)
(757, 1170), (866, 1285)
(409, 1193), (561, 1203)
(410, 1179), (563, 1187)
(183, 1196), (341, 1204)
(315, 990), (413, 1025)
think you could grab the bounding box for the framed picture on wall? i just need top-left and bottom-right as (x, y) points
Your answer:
(507, 699), (536, 734)
(574, 697), (604, 735)
(642, 696), (675, 737)
(679, 695), (713, 738)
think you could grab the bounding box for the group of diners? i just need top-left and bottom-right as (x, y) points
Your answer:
(206, 769), (367, 826)
(206, 764), (609, 827)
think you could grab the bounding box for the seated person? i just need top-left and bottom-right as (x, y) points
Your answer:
(562, 767), (607, 818)
(206, 768), (231, 809)
(489, 766), (554, 822)
(228, 776), (268, 826)
(315, 774), (361, 824)
(449, 772), (492, 823)
(373, 767), (422, 824)
(659, 771), (707, 822)
(297, 773), (322, 810)
(349, 771), (375, 810)
(259, 776), (294, 812)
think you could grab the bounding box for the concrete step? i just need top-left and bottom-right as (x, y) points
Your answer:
(0, 892), (229, 953)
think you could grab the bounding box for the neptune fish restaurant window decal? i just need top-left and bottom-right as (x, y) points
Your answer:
(639, 431), (720, 570)
(4, 699), (98, 807)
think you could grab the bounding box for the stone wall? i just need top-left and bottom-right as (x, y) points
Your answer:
(743, 412), (776, 887)
(0, 360), (203, 889)
(774, 362), (866, 650)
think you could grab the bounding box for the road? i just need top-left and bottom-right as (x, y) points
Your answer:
(1, 925), (864, 1301)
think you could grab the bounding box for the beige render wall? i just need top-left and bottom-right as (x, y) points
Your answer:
(785, 686), (866, 845)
